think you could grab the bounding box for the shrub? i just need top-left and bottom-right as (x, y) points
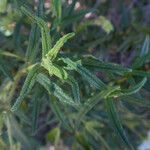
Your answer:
(0, 0), (149, 149)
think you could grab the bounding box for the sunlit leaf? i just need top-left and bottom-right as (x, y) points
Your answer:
(94, 16), (114, 34)
(46, 32), (75, 60)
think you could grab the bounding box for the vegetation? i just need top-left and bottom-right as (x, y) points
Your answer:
(0, 0), (149, 149)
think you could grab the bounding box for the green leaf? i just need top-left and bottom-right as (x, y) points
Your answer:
(8, 115), (33, 150)
(132, 35), (150, 69)
(120, 77), (147, 96)
(105, 98), (133, 149)
(26, 23), (40, 62)
(66, 77), (81, 104)
(21, 6), (46, 29)
(21, 6), (51, 57)
(85, 121), (111, 150)
(3, 112), (13, 150)
(11, 64), (40, 112)
(109, 78), (147, 98)
(46, 32), (75, 60)
(50, 99), (72, 131)
(131, 70), (150, 78)
(26, 0), (44, 62)
(132, 53), (150, 69)
(51, 0), (62, 20)
(0, 0), (7, 13)
(75, 132), (91, 150)
(94, 16), (114, 34)
(66, 0), (77, 15)
(61, 58), (106, 90)
(82, 55), (132, 75)
(141, 35), (150, 56)
(76, 86), (120, 127)
(0, 58), (13, 80)
(36, 73), (79, 107)
(41, 58), (68, 80)
(61, 9), (94, 27)
(46, 127), (60, 149)
(31, 88), (43, 134)
(121, 95), (150, 108)
(76, 92), (103, 128)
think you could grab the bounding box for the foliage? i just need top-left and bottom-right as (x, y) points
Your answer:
(0, 0), (150, 149)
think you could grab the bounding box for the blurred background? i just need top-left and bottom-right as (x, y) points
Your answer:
(0, 0), (150, 150)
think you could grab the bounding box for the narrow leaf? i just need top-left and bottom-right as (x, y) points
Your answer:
(3, 113), (13, 150)
(140, 35), (150, 56)
(131, 70), (150, 78)
(36, 73), (79, 107)
(61, 9), (94, 27)
(51, 0), (62, 20)
(0, 58), (13, 80)
(46, 127), (60, 150)
(11, 64), (40, 112)
(50, 98), (72, 130)
(32, 88), (43, 134)
(121, 77), (147, 96)
(41, 58), (68, 80)
(85, 123), (111, 150)
(61, 58), (106, 90)
(105, 98), (133, 149)
(66, 77), (81, 103)
(26, 0), (44, 62)
(82, 55), (132, 74)
(21, 6), (51, 57)
(94, 16), (114, 34)
(46, 33), (75, 60)
(132, 35), (150, 69)
(76, 86), (120, 127)
(121, 95), (150, 108)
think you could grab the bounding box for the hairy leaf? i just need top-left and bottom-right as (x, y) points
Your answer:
(82, 55), (132, 75)
(66, 77), (81, 104)
(26, 0), (44, 62)
(21, 6), (51, 57)
(11, 64), (40, 112)
(46, 33), (75, 60)
(61, 58), (106, 90)
(41, 58), (68, 80)
(36, 73), (79, 107)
